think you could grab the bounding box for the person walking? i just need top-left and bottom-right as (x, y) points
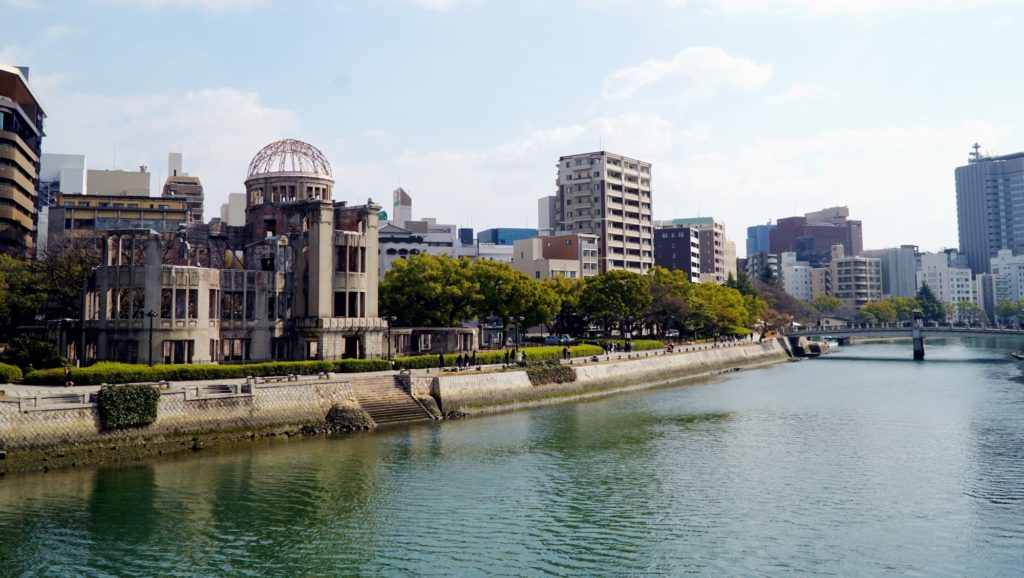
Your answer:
(438, 352), (445, 369)
(63, 364), (73, 388)
(456, 353), (463, 369)
(563, 345), (570, 360)
(504, 350), (510, 365)
(471, 351), (477, 366)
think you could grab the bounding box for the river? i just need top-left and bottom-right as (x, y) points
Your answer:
(2, 340), (1024, 576)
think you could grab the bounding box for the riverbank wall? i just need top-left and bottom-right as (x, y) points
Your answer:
(428, 338), (790, 414)
(1, 339), (790, 475)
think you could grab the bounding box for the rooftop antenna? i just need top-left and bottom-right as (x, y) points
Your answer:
(112, 147), (117, 169)
(970, 142), (982, 162)
(599, 135), (604, 151)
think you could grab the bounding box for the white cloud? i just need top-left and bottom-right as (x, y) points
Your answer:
(601, 46), (773, 101)
(4, 0), (43, 9)
(109, 0), (267, 11)
(43, 24), (70, 40)
(676, 122), (1012, 253)
(765, 82), (838, 106)
(43, 87), (299, 212)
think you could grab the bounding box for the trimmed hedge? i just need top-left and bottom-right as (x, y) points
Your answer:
(524, 361), (576, 386)
(0, 362), (22, 384)
(393, 345), (603, 370)
(21, 358), (394, 386)
(583, 339), (664, 351)
(97, 384), (160, 430)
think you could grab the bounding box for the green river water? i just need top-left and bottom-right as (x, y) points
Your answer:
(2, 340), (1023, 576)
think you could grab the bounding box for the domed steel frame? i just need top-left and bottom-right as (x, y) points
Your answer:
(246, 139), (333, 179)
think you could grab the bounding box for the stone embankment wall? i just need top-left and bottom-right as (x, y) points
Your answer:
(0, 378), (358, 454)
(434, 339), (789, 414)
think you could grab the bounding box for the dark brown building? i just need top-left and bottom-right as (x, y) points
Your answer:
(769, 206), (863, 267)
(0, 64), (45, 258)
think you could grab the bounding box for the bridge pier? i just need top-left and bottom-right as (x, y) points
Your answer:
(912, 325), (924, 360)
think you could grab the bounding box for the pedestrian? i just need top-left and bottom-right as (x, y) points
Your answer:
(456, 353), (463, 369)
(471, 351), (477, 366)
(520, 351), (527, 364)
(438, 352), (445, 369)
(563, 345), (570, 360)
(504, 350), (510, 364)
(63, 364), (73, 388)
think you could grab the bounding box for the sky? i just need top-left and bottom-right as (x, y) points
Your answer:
(3, 0), (1022, 255)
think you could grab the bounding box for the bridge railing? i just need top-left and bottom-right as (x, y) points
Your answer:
(787, 323), (1024, 336)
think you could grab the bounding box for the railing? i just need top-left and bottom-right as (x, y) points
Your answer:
(788, 323), (1024, 336)
(182, 382), (253, 400)
(13, 391), (98, 412)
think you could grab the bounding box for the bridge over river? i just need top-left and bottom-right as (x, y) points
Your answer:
(785, 324), (1024, 359)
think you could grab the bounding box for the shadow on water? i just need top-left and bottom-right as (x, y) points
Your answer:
(665, 411), (733, 427)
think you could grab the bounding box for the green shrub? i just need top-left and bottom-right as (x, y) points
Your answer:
(524, 361), (576, 386)
(97, 384), (160, 430)
(334, 359), (392, 373)
(392, 345), (603, 370)
(582, 339), (663, 352)
(0, 362), (22, 383)
(21, 359), (384, 385)
(0, 335), (64, 371)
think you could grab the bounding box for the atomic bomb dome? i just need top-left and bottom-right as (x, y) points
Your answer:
(246, 139), (333, 180)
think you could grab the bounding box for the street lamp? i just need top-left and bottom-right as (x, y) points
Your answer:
(516, 315), (525, 351)
(145, 309), (157, 366)
(386, 315), (397, 360)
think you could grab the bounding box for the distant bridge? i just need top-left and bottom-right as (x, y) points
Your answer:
(785, 324), (1024, 359)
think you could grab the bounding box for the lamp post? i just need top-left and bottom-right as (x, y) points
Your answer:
(145, 309), (157, 366)
(386, 315), (396, 360)
(516, 315), (525, 351)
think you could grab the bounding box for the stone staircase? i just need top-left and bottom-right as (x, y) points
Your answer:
(350, 375), (434, 425)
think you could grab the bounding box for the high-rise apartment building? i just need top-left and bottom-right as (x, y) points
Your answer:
(956, 144), (1024, 275)
(0, 64), (46, 258)
(511, 233), (599, 280)
(537, 195), (557, 237)
(829, 245), (882, 307)
(555, 151), (653, 273)
(663, 217), (728, 284)
(653, 226), (701, 283)
(917, 250), (975, 305)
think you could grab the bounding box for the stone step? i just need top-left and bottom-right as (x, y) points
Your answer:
(350, 376), (433, 425)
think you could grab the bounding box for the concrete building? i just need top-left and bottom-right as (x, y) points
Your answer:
(770, 206), (863, 267)
(511, 233), (599, 280)
(956, 144), (1024, 274)
(162, 153), (204, 223)
(811, 267), (831, 299)
(664, 217), (728, 284)
(538, 195), (557, 237)
(724, 240), (737, 281)
(39, 153), (85, 205)
(746, 222), (775, 256)
(779, 252), (813, 301)
(988, 249), (1024, 302)
(82, 139), (385, 364)
(861, 245), (919, 299)
(219, 192), (245, 226)
(830, 245), (882, 307)
(976, 271), (1011, 323)
(917, 250), (975, 307)
(555, 151), (653, 273)
(48, 192), (188, 249)
(390, 187), (412, 226)
(0, 64), (46, 259)
(745, 251), (779, 281)
(653, 226), (700, 283)
(476, 243), (514, 263)
(88, 168), (150, 197)
(478, 227), (538, 246)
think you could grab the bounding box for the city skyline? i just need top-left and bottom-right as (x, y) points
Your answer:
(4, 0), (1023, 254)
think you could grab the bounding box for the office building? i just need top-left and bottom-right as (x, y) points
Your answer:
(0, 64), (46, 258)
(390, 187), (412, 226)
(956, 144), (1024, 274)
(770, 206), (863, 267)
(745, 251), (779, 281)
(555, 151), (653, 273)
(779, 252), (813, 301)
(477, 227), (538, 246)
(917, 250), (975, 306)
(219, 192), (245, 226)
(861, 245), (919, 299)
(653, 226), (700, 283)
(511, 233), (599, 280)
(746, 222), (775, 256)
(39, 153), (85, 206)
(48, 192), (188, 248)
(88, 168), (150, 196)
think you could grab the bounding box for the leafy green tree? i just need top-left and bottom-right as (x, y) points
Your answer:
(915, 282), (945, 322)
(472, 259), (557, 336)
(956, 301), (983, 325)
(579, 270), (652, 336)
(646, 267), (691, 335)
(996, 299), (1024, 324)
(887, 296), (919, 321)
(811, 295), (843, 315)
(380, 254), (479, 327)
(0, 335), (64, 371)
(0, 254), (46, 341)
(542, 276), (588, 336)
(861, 300), (897, 324)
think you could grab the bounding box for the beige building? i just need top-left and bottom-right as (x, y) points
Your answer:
(810, 267), (831, 299)
(88, 168), (150, 196)
(82, 139), (385, 364)
(555, 151), (653, 273)
(829, 245), (882, 307)
(511, 233), (599, 280)
(48, 192), (188, 248)
(0, 64), (46, 259)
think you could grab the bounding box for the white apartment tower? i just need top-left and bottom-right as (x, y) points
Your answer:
(555, 151), (653, 274)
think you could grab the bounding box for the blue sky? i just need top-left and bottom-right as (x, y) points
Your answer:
(3, 0), (1022, 254)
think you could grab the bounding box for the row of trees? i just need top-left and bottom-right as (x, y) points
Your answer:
(380, 254), (770, 339)
(802, 283), (983, 325)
